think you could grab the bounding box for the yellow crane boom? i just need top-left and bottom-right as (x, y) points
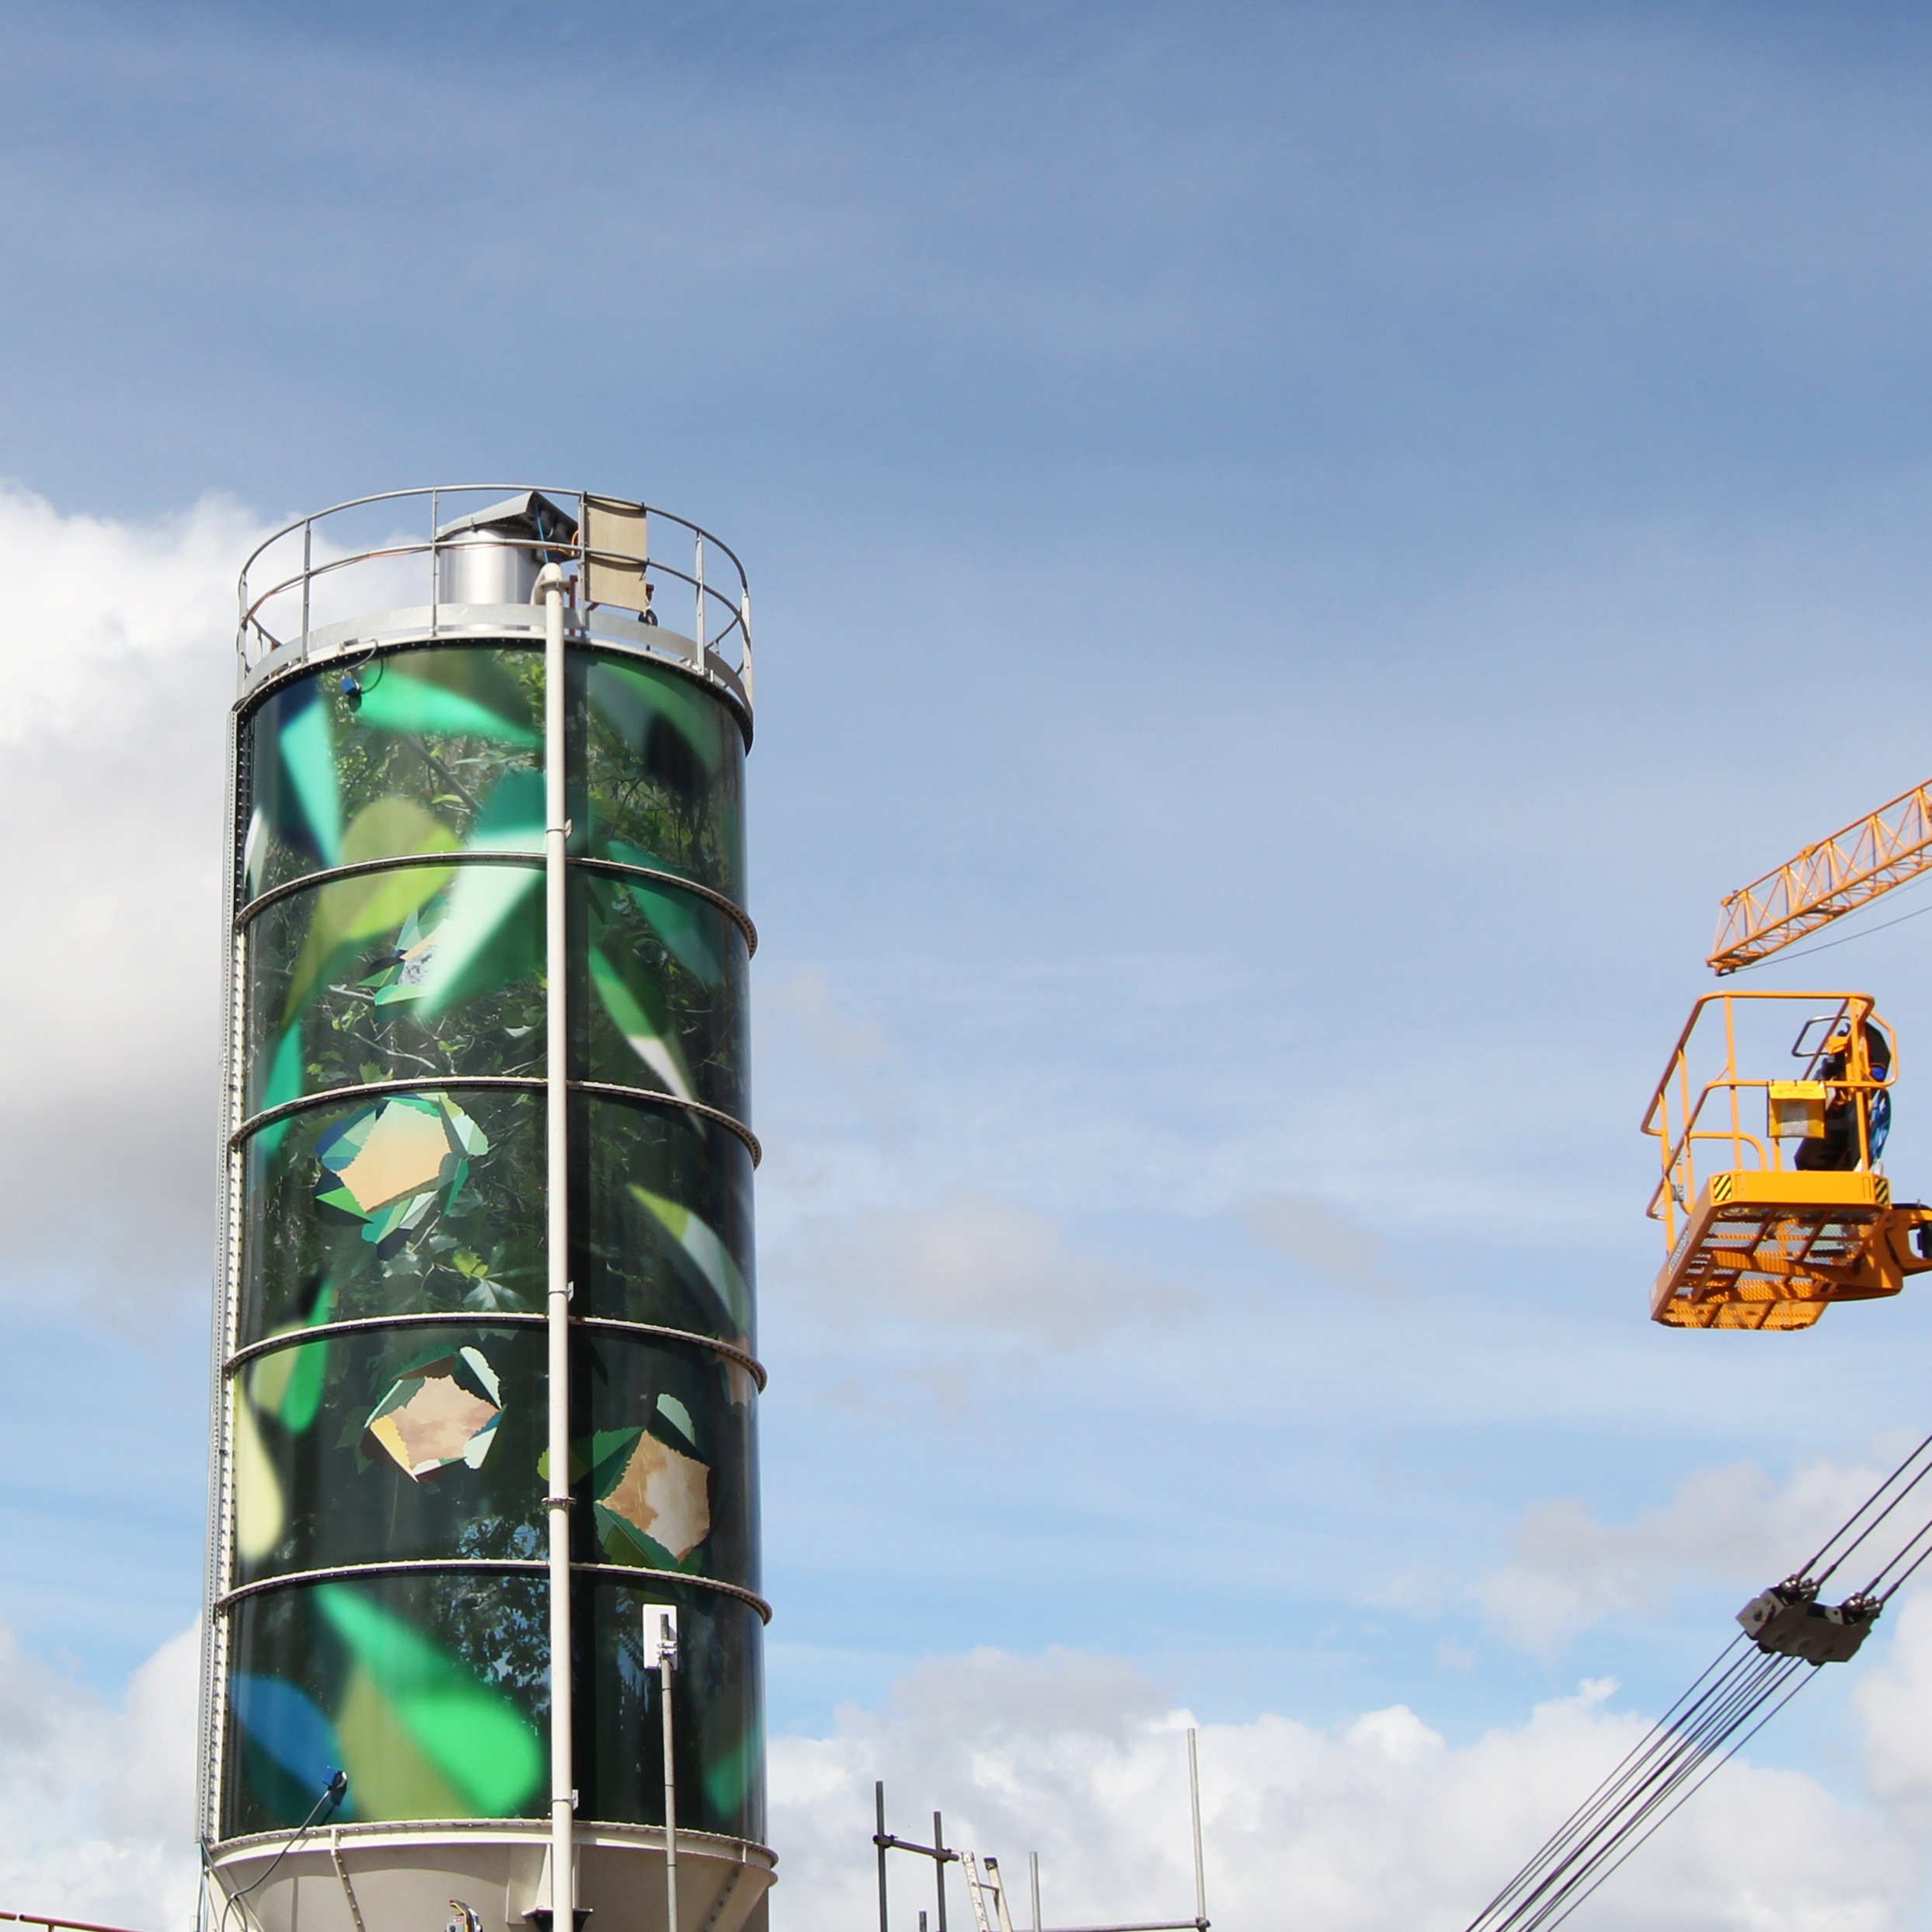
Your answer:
(1709, 777), (1932, 973)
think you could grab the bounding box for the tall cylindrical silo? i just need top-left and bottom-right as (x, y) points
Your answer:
(200, 489), (768, 1932)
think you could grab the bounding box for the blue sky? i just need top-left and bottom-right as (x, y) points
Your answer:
(12, 2), (1932, 1925)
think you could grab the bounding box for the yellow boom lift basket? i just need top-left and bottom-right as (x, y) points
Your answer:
(1644, 990), (1932, 1329)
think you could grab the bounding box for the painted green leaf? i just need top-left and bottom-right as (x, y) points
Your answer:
(253, 1025), (308, 1158)
(629, 1185), (750, 1335)
(589, 947), (694, 1100)
(622, 880), (727, 985)
(350, 656), (538, 746)
(278, 687), (343, 866)
(316, 1585), (545, 1818)
(467, 769), (546, 851)
(411, 867), (541, 1018)
(231, 1394), (285, 1561)
(247, 1279), (337, 1434)
(281, 799), (458, 1019)
(587, 659), (722, 779)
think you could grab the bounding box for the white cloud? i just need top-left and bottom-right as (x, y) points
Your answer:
(794, 1188), (1185, 1345)
(0, 1619), (1925, 1932)
(0, 484), (267, 1300)
(0, 1619), (199, 1925)
(0, 484), (256, 738)
(1244, 1190), (1399, 1296)
(1857, 1595), (1932, 1829)
(769, 1645), (1919, 1932)
(1478, 1448), (1914, 1648)
(759, 972), (896, 1081)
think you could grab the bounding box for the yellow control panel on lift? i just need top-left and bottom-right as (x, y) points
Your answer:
(1644, 991), (1932, 1329)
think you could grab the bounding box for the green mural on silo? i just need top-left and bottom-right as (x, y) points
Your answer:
(218, 619), (763, 1848)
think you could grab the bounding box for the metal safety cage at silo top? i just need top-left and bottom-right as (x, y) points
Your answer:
(233, 484), (754, 712)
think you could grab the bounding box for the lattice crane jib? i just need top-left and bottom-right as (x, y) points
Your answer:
(1708, 777), (1932, 974)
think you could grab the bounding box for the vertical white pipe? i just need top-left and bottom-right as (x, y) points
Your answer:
(1188, 1727), (1206, 1929)
(1028, 1852), (1040, 1932)
(738, 589), (754, 705)
(693, 534), (705, 649)
(662, 1643), (680, 1932)
(538, 562), (575, 1932)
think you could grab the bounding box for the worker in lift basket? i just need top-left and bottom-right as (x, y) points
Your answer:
(1796, 1018), (1893, 1171)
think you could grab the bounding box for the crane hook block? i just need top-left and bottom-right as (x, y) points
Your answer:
(1643, 991), (1932, 1328)
(1737, 1580), (1880, 1665)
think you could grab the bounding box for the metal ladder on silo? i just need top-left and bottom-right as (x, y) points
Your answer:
(961, 1851), (1018, 1932)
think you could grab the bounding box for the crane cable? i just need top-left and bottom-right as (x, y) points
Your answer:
(1465, 1644), (1806, 1932)
(1802, 1429), (1932, 1586)
(1489, 1652), (1809, 1932)
(1464, 1432), (1932, 1932)
(1466, 1638), (1749, 1927)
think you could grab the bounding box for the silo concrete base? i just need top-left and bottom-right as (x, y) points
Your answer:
(208, 1818), (775, 1932)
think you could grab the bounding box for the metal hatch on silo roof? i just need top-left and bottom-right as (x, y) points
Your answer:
(433, 490), (582, 605)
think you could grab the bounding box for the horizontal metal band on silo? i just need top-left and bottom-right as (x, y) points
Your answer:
(216, 1565), (773, 1621)
(226, 1312), (768, 1389)
(235, 850), (761, 955)
(231, 1079), (763, 1164)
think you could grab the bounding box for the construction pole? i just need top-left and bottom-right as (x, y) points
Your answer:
(934, 1812), (949, 1932)
(538, 561), (575, 1932)
(1187, 1728), (1206, 1930)
(660, 1616), (680, 1932)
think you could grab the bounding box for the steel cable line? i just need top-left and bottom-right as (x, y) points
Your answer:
(1877, 1535), (1932, 1601)
(1519, 1662), (1813, 1932)
(1862, 1509), (1932, 1599)
(1466, 1645), (1756, 1919)
(1461, 1639), (1753, 1929)
(1469, 1655), (1759, 1930)
(1499, 1653), (1805, 1932)
(1801, 1455), (1932, 1607)
(1478, 1659), (1795, 1932)
(1464, 1643), (1741, 1920)
(214, 1772), (347, 1932)
(1465, 1643), (1784, 1932)
(1483, 1642), (1814, 1931)
(1517, 1658), (1811, 1932)
(1808, 1433), (1932, 1587)
(1516, 1655), (1791, 1913)
(1464, 1433), (1932, 1932)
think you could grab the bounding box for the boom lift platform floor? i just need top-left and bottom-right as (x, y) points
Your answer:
(1651, 1169), (1930, 1329)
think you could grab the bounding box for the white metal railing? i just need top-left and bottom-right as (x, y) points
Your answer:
(235, 485), (752, 708)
